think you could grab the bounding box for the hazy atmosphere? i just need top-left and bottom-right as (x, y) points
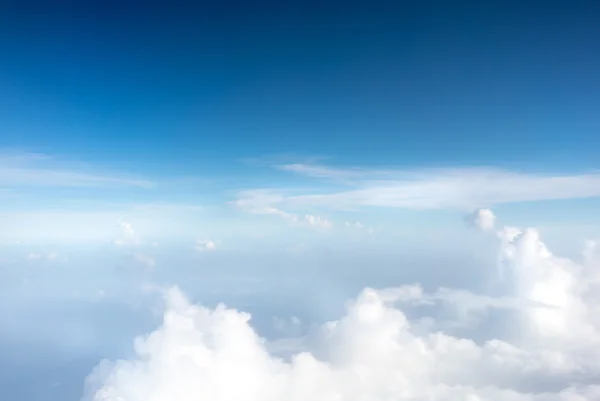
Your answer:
(1, 2), (600, 400)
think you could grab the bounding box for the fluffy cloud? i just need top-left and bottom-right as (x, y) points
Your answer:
(83, 210), (600, 401)
(466, 208), (496, 232)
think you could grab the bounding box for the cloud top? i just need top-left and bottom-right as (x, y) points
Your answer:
(83, 211), (600, 401)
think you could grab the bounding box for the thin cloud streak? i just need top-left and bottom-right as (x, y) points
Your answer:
(236, 166), (600, 211)
(0, 151), (153, 189)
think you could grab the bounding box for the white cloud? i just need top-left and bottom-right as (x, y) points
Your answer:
(304, 214), (332, 230)
(0, 151), (153, 188)
(465, 208), (496, 232)
(195, 239), (217, 252)
(233, 194), (333, 231)
(276, 163), (384, 181)
(236, 165), (600, 211)
(83, 211), (600, 401)
(114, 221), (140, 246)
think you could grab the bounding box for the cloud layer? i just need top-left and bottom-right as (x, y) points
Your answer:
(0, 152), (152, 188)
(237, 164), (600, 211)
(83, 211), (600, 401)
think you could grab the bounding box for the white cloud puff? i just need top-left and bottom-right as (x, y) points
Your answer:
(465, 208), (496, 232)
(83, 212), (600, 401)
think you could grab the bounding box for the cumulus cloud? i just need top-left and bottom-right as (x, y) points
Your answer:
(465, 208), (496, 232)
(83, 211), (600, 401)
(195, 239), (217, 252)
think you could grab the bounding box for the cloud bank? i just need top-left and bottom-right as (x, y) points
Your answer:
(83, 211), (600, 401)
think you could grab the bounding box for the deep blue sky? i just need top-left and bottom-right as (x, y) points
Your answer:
(1, 1), (599, 174)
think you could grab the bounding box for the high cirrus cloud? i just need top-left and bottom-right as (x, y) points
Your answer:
(0, 151), (152, 188)
(83, 211), (600, 401)
(236, 164), (600, 211)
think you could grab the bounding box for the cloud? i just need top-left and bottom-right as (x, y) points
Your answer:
(83, 211), (600, 401)
(114, 221), (140, 246)
(465, 208), (496, 232)
(233, 194), (333, 231)
(0, 151), (153, 188)
(276, 163), (383, 181)
(195, 239), (217, 252)
(304, 214), (332, 230)
(236, 165), (600, 211)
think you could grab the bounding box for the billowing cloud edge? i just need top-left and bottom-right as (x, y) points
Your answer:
(83, 210), (600, 401)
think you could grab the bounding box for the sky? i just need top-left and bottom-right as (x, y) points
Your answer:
(1, 1), (600, 401)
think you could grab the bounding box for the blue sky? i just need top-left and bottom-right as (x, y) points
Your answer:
(1, 1), (600, 234)
(2, 1), (600, 171)
(2, 2), (600, 401)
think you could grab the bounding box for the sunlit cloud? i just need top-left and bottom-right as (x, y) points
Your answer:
(83, 211), (600, 400)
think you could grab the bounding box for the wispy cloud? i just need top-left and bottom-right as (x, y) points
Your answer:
(235, 164), (600, 212)
(232, 193), (332, 230)
(0, 151), (153, 189)
(275, 163), (384, 181)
